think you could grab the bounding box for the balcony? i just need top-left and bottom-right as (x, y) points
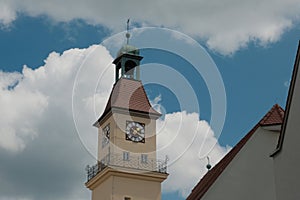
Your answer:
(86, 153), (168, 182)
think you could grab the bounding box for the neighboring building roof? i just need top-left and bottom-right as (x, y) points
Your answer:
(95, 78), (161, 124)
(259, 104), (284, 126)
(271, 41), (300, 156)
(187, 104), (284, 200)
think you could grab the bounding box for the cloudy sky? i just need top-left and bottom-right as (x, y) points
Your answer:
(0, 0), (300, 199)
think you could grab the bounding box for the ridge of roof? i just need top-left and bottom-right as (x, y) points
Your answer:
(96, 78), (161, 124)
(187, 104), (284, 200)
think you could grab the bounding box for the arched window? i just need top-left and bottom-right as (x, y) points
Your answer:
(124, 60), (137, 78)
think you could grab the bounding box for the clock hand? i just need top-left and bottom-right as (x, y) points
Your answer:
(131, 128), (142, 137)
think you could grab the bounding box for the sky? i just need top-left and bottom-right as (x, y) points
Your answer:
(0, 1), (300, 200)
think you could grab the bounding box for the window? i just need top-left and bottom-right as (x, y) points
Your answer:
(118, 67), (122, 79)
(141, 154), (148, 163)
(124, 197), (131, 200)
(123, 152), (130, 161)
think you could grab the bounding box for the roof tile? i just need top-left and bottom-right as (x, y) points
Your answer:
(97, 78), (160, 122)
(259, 104), (284, 126)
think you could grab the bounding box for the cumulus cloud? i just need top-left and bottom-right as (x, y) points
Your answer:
(0, 70), (48, 152)
(0, 44), (113, 199)
(0, 44), (228, 199)
(157, 111), (229, 197)
(149, 93), (229, 197)
(0, 0), (16, 26)
(1, 0), (300, 54)
(0, 45), (112, 153)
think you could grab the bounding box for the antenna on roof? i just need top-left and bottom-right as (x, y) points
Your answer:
(126, 18), (130, 45)
(206, 156), (212, 170)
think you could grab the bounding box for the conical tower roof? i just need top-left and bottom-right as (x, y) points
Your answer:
(95, 78), (161, 125)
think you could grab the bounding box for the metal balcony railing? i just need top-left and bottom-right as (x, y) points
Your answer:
(86, 153), (168, 182)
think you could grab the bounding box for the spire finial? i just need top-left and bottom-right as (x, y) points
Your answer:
(206, 156), (212, 170)
(126, 18), (130, 45)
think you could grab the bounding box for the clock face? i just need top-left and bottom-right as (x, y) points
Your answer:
(126, 121), (145, 143)
(102, 124), (110, 147)
(103, 124), (110, 138)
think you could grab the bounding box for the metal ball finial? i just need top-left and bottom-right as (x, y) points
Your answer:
(206, 156), (212, 170)
(206, 163), (212, 170)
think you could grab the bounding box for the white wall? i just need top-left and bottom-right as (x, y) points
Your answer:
(202, 127), (279, 200)
(273, 61), (300, 200)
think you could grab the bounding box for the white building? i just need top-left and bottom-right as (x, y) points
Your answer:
(187, 41), (300, 200)
(272, 42), (300, 200)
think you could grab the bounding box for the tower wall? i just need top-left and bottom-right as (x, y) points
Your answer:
(92, 174), (163, 200)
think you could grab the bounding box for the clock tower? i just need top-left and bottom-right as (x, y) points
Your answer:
(85, 25), (168, 200)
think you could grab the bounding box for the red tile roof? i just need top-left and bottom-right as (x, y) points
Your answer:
(259, 104), (285, 126)
(96, 78), (161, 123)
(187, 104), (284, 200)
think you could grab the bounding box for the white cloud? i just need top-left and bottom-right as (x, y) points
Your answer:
(0, 0), (16, 26)
(1, 0), (300, 54)
(0, 44), (229, 199)
(0, 44), (115, 154)
(0, 44), (113, 199)
(157, 111), (229, 197)
(0, 70), (48, 152)
(150, 94), (163, 114)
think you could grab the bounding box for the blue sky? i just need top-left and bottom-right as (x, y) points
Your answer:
(0, 1), (300, 200)
(2, 15), (297, 145)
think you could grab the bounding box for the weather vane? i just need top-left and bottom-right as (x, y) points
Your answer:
(126, 18), (130, 45)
